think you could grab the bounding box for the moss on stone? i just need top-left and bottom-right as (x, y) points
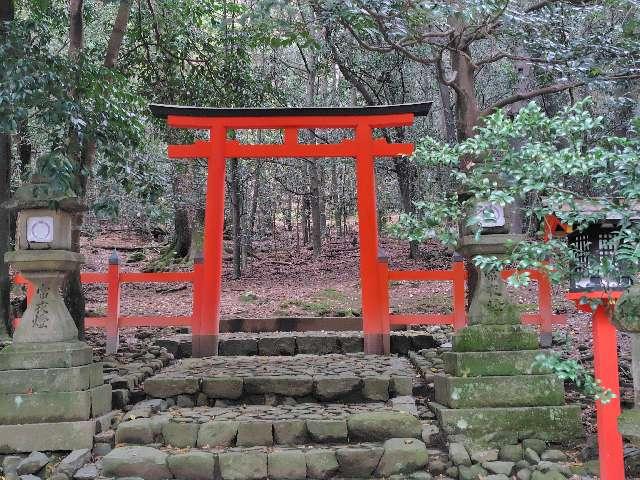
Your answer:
(453, 325), (539, 352)
(443, 350), (550, 377)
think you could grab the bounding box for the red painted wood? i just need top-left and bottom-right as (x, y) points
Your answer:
(167, 113), (416, 129)
(85, 317), (108, 328)
(354, 124), (385, 353)
(592, 303), (625, 480)
(105, 259), (121, 354)
(119, 271), (194, 283)
(191, 258), (204, 356)
(81, 272), (109, 283)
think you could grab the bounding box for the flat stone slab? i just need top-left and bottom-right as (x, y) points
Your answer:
(0, 420), (96, 453)
(0, 363), (103, 394)
(116, 403), (422, 448)
(154, 331), (439, 358)
(443, 350), (549, 377)
(434, 374), (565, 408)
(0, 341), (93, 370)
(0, 384), (111, 424)
(143, 354), (415, 402)
(452, 325), (539, 352)
(433, 402), (583, 444)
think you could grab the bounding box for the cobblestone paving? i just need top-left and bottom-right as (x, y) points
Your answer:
(160, 353), (414, 378)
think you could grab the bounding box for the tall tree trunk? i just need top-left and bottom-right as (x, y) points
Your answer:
(438, 82), (457, 144)
(18, 120), (32, 180)
(394, 156), (420, 258)
(0, 0), (15, 338)
(247, 161), (262, 244)
(307, 161), (323, 257)
(229, 157), (242, 279)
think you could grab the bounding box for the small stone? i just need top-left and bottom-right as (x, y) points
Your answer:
(470, 448), (498, 463)
(162, 421), (199, 448)
(408, 471), (431, 480)
(201, 377), (243, 399)
(445, 466), (458, 477)
(375, 438), (429, 476)
(517, 469), (532, 480)
(336, 446), (384, 477)
(19, 475), (40, 480)
(530, 471), (566, 480)
(390, 376), (413, 396)
(305, 449), (339, 479)
(268, 450), (307, 480)
(306, 419), (348, 443)
(448, 443), (471, 466)
(273, 420), (308, 445)
(314, 376), (361, 401)
(49, 474), (69, 480)
(167, 451), (216, 480)
(421, 424), (440, 446)
(484, 475), (509, 480)
(115, 418), (154, 445)
(236, 421), (273, 447)
(540, 450), (567, 462)
(56, 449), (92, 477)
(17, 452), (49, 475)
(3, 456), (23, 476)
(93, 443), (112, 456)
(218, 450), (267, 480)
(102, 446), (171, 480)
(458, 464), (488, 480)
(387, 396), (419, 414)
(73, 464), (98, 480)
(347, 411), (421, 441)
(362, 376), (390, 401)
(522, 439), (546, 455)
(483, 461), (515, 476)
(427, 458), (447, 475)
(196, 421), (238, 447)
(524, 448), (540, 465)
(499, 445), (523, 462)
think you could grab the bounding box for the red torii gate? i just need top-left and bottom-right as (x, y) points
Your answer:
(150, 103), (432, 356)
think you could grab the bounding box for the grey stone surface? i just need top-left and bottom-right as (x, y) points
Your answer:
(162, 421), (199, 448)
(143, 375), (199, 397)
(102, 447), (171, 480)
(0, 421), (95, 453)
(16, 452), (49, 475)
(268, 450), (307, 480)
(306, 420), (348, 443)
(72, 463), (98, 480)
(305, 450), (339, 479)
(524, 448), (540, 464)
(219, 338), (258, 356)
(201, 377), (243, 399)
(458, 464), (488, 480)
(390, 377), (413, 396)
(218, 451), (267, 480)
(167, 451), (216, 480)
(258, 337), (296, 356)
(236, 421), (273, 447)
(244, 376), (313, 397)
(449, 443), (471, 467)
(0, 364), (102, 394)
(3, 456), (22, 475)
(296, 336), (339, 355)
(336, 446), (384, 477)
(347, 411), (422, 441)
(483, 461), (515, 475)
(376, 438), (429, 476)
(521, 439), (546, 455)
(273, 420), (308, 445)
(56, 449), (92, 477)
(196, 421), (238, 447)
(362, 377), (389, 401)
(499, 445), (523, 462)
(314, 376), (361, 401)
(115, 418), (154, 445)
(540, 450), (567, 462)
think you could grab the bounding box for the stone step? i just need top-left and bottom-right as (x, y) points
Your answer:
(142, 354), (416, 405)
(155, 331), (440, 358)
(433, 374), (565, 408)
(432, 402), (583, 445)
(442, 350), (549, 377)
(0, 363), (103, 394)
(452, 325), (538, 352)
(115, 402), (425, 448)
(100, 439), (431, 479)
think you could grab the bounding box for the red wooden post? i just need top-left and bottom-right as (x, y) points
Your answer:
(191, 253), (204, 357)
(592, 303), (625, 480)
(355, 124), (386, 354)
(377, 252), (391, 354)
(199, 124), (227, 356)
(452, 253), (467, 329)
(105, 250), (121, 354)
(537, 271), (554, 347)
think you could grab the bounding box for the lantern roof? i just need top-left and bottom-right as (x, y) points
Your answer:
(3, 175), (85, 212)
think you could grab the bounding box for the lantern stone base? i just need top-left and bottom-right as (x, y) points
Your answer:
(432, 322), (582, 446)
(619, 409), (640, 446)
(0, 341), (112, 452)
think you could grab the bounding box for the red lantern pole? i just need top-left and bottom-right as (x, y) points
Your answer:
(568, 293), (624, 480)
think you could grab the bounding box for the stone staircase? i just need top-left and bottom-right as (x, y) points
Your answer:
(97, 352), (437, 479)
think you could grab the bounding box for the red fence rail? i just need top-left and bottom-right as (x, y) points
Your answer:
(13, 252), (203, 354)
(12, 252), (564, 354)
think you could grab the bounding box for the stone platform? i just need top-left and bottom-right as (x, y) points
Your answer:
(155, 330), (441, 358)
(143, 353), (416, 404)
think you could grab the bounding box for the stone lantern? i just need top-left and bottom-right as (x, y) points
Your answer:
(0, 176), (111, 453)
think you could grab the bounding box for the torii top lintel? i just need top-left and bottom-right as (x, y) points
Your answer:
(150, 102), (431, 158)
